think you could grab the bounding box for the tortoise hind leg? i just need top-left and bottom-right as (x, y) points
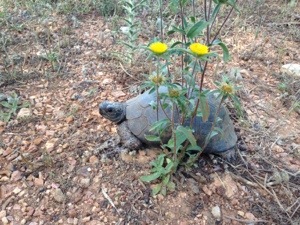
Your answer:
(217, 147), (237, 162)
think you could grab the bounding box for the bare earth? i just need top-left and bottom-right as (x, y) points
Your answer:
(0, 1), (300, 225)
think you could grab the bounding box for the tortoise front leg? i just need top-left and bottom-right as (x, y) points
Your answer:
(118, 122), (143, 150)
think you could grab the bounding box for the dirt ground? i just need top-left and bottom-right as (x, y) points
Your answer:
(0, 1), (300, 225)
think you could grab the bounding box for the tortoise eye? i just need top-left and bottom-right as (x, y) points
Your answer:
(107, 107), (113, 113)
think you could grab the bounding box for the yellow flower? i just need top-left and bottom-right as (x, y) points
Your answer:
(149, 74), (165, 85)
(149, 42), (168, 55)
(189, 43), (209, 56)
(221, 83), (234, 95)
(168, 89), (180, 98)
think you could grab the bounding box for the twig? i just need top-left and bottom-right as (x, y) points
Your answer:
(291, 201), (300, 218)
(231, 173), (259, 187)
(101, 189), (120, 215)
(223, 215), (271, 223)
(119, 62), (140, 81)
(267, 22), (300, 26)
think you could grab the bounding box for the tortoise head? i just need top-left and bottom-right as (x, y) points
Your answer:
(99, 101), (126, 123)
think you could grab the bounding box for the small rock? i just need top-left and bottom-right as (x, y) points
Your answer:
(45, 139), (59, 152)
(0, 210), (6, 218)
(52, 188), (65, 203)
(82, 216), (91, 222)
(73, 218), (78, 224)
(28, 222), (38, 225)
(62, 143), (69, 149)
(65, 116), (74, 123)
(33, 138), (43, 145)
(0, 176), (9, 181)
(245, 212), (256, 220)
(11, 170), (23, 181)
(202, 185), (212, 196)
(34, 177), (44, 186)
(272, 145), (284, 153)
(26, 206), (35, 216)
(102, 78), (113, 85)
(68, 209), (77, 218)
(79, 178), (91, 188)
(211, 206), (221, 220)
(17, 108), (31, 119)
(281, 64), (300, 77)
(244, 212), (256, 225)
(187, 178), (200, 194)
(111, 90), (126, 98)
(1, 217), (9, 224)
(89, 155), (99, 164)
(237, 210), (245, 217)
(13, 187), (22, 194)
(3, 147), (13, 157)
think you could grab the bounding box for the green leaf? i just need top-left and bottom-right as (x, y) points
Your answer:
(160, 185), (167, 196)
(150, 154), (166, 168)
(170, 25), (186, 35)
(186, 145), (202, 151)
(212, 39), (231, 62)
(176, 126), (197, 147)
(210, 3), (221, 23)
(149, 119), (170, 133)
(227, 0), (240, 12)
(164, 160), (174, 174)
(167, 181), (176, 192)
(190, 16), (196, 23)
(152, 183), (162, 196)
(206, 130), (219, 143)
(140, 171), (161, 182)
(187, 20), (210, 39)
(1, 101), (11, 108)
(145, 135), (161, 142)
(162, 174), (170, 185)
(0, 112), (11, 122)
(170, 41), (183, 48)
(199, 93), (210, 122)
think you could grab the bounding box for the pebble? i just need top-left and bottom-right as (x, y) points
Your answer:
(34, 177), (44, 186)
(1, 217), (9, 224)
(17, 108), (32, 119)
(281, 64), (300, 77)
(245, 212), (256, 220)
(26, 206), (35, 216)
(202, 185), (212, 196)
(82, 216), (91, 222)
(68, 209), (77, 218)
(13, 187), (22, 194)
(89, 155), (99, 164)
(79, 178), (91, 188)
(52, 188), (65, 203)
(0, 210), (6, 218)
(102, 78), (113, 85)
(211, 206), (221, 220)
(45, 139), (59, 152)
(11, 170), (23, 181)
(237, 210), (245, 217)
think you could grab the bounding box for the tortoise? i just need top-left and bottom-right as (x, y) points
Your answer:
(99, 86), (237, 159)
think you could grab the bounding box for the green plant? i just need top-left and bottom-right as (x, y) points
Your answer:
(120, 0), (147, 65)
(136, 0), (240, 195)
(0, 92), (30, 122)
(43, 50), (60, 71)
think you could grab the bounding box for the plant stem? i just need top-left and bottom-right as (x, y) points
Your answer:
(211, 2), (237, 44)
(179, 0), (186, 87)
(171, 101), (177, 162)
(159, 0), (164, 41)
(192, 95), (225, 163)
